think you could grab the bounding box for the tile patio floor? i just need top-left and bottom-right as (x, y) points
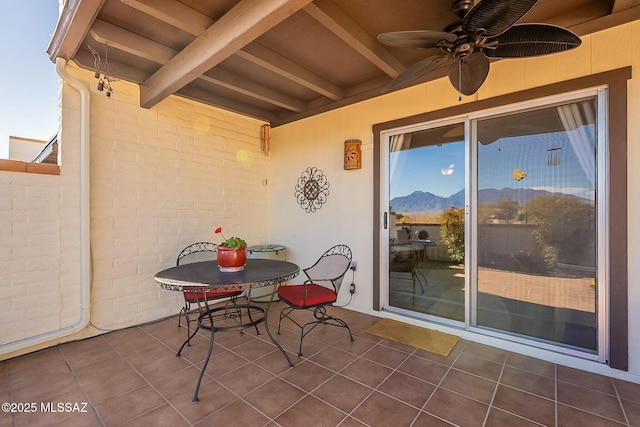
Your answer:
(1, 301), (639, 426)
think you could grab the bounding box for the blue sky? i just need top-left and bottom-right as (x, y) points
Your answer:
(390, 141), (466, 199)
(0, 2), (60, 158)
(390, 127), (595, 201)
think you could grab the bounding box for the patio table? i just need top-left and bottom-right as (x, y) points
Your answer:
(154, 258), (300, 401)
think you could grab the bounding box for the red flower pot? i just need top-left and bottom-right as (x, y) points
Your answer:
(217, 245), (247, 272)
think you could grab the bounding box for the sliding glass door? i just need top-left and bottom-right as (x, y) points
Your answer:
(387, 122), (466, 323)
(382, 90), (605, 358)
(474, 97), (599, 353)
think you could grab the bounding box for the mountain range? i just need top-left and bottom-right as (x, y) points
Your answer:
(390, 187), (570, 213)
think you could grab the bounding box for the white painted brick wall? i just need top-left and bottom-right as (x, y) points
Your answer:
(84, 64), (270, 330)
(1, 71), (82, 354)
(2, 62), (271, 356)
(0, 170), (66, 346)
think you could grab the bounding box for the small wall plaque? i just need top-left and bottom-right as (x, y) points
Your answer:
(344, 139), (362, 170)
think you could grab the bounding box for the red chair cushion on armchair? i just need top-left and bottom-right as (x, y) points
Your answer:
(184, 290), (241, 303)
(275, 244), (353, 356)
(277, 283), (337, 308)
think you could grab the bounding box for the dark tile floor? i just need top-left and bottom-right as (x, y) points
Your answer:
(2, 301), (639, 426)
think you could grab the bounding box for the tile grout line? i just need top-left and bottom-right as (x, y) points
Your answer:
(417, 340), (467, 424)
(555, 363), (558, 427)
(269, 333), (383, 424)
(481, 350), (507, 427)
(4, 357), (16, 427)
(337, 339), (413, 425)
(57, 343), (108, 427)
(108, 326), (196, 426)
(611, 377), (631, 426)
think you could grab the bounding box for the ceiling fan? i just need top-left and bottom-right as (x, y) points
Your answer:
(378, 0), (582, 96)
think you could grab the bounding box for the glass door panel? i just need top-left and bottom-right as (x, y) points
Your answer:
(474, 98), (598, 352)
(387, 123), (466, 322)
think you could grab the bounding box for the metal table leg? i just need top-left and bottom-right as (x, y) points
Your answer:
(263, 283), (294, 367)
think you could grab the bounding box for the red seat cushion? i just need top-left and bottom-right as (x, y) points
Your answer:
(277, 283), (337, 308)
(184, 290), (241, 303)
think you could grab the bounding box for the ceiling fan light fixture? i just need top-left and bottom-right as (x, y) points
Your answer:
(378, 0), (581, 96)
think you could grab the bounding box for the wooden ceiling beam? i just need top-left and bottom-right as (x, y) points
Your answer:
(124, 0), (342, 101)
(272, 77), (390, 127)
(303, 0), (405, 78)
(612, 0), (638, 13)
(139, 0), (313, 108)
(568, 3), (640, 36)
(90, 19), (176, 64)
(202, 69), (307, 112)
(177, 86), (275, 123)
(89, 17), (305, 112)
(120, 0), (212, 35)
(237, 44), (344, 100)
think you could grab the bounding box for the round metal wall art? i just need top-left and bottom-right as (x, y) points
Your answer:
(295, 167), (330, 213)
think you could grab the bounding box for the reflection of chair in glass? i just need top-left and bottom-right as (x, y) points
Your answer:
(176, 242), (245, 341)
(397, 226), (411, 243)
(390, 244), (426, 294)
(277, 244), (353, 356)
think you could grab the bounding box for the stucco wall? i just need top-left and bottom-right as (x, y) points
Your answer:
(269, 21), (640, 380)
(1, 62), (270, 358)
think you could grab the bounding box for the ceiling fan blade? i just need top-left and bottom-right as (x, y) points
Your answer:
(382, 55), (454, 93)
(377, 30), (457, 49)
(448, 52), (490, 96)
(484, 24), (582, 58)
(463, 0), (539, 38)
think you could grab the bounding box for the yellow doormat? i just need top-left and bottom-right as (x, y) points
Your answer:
(367, 319), (460, 357)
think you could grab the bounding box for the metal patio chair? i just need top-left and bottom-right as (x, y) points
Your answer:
(176, 242), (245, 341)
(276, 244), (354, 356)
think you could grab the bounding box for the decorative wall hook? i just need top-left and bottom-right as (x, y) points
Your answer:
(261, 124), (271, 155)
(88, 44), (118, 97)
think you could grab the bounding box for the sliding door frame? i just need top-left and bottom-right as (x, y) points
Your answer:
(373, 67), (630, 369)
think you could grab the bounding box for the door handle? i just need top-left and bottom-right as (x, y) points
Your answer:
(383, 212), (388, 229)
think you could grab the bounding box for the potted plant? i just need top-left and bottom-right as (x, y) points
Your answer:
(215, 227), (248, 272)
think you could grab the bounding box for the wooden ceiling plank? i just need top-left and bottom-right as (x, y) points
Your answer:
(272, 83), (383, 127)
(569, 3), (640, 36)
(202, 69), (307, 112)
(140, 0), (313, 108)
(178, 86), (275, 122)
(238, 44), (344, 100)
(90, 19), (176, 64)
(120, 0), (213, 35)
(47, 0), (106, 61)
(303, 0), (405, 78)
(125, 0), (342, 101)
(612, 0), (638, 13)
(89, 18), (305, 111)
